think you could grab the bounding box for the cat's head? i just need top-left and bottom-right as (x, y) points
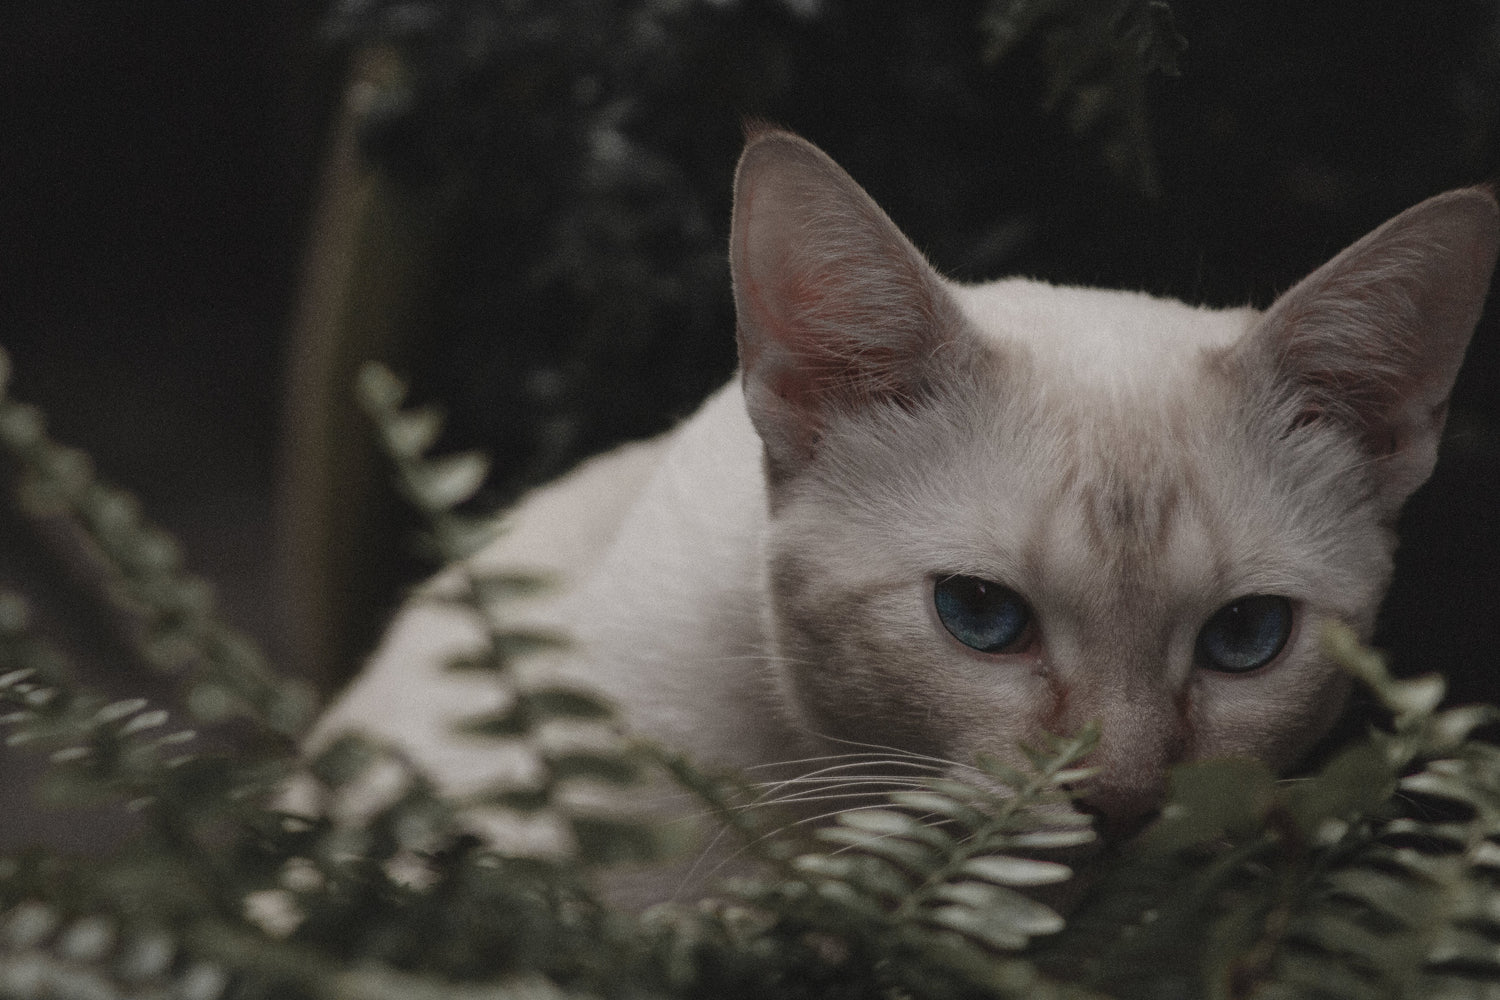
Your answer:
(729, 129), (1499, 836)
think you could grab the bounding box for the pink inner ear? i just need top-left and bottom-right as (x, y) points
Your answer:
(741, 214), (943, 412)
(730, 130), (964, 475)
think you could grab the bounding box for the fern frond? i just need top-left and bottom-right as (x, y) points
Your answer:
(355, 363), (662, 871)
(0, 349), (313, 744)
(657, 726), (1108, 999)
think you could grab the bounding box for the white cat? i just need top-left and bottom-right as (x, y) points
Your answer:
(313, 130), (1499, 883)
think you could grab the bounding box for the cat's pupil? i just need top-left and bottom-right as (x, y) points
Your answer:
(1196, 595), (1293, 673)
(933, 575), (1031, 654)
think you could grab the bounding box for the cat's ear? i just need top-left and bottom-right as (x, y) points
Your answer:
(1248, 186), (1499, 515)
(730, 129), (962, 480)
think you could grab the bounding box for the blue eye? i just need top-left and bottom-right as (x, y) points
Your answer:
(934, 575), (1032, 653)
(1197, 596), (1293, 673)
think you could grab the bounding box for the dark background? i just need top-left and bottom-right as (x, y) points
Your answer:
(1, 0), (1498, 798)
(2, 4), (333, 667)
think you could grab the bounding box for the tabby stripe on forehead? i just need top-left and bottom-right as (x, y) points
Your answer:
(1080, 479), (1185, 561)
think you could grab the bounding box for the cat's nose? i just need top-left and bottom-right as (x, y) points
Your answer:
(1074, 784), (1162, 841)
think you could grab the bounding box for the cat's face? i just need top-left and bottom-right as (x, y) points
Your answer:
(729, 130), (1499, 834)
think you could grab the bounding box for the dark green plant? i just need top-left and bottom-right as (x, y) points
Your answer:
(979, 0), (1185, 196)
(321, 0), (1196, 503)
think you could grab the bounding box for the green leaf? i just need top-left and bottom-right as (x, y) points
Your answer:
(96, 699), (150, 724)
(816, 826), (940, 873)
(548, 749), (637, 785)
(494, 631), (570, 660)
(960, 855), (1072, 887)
(444, 630), (569, 671)
(480, 786), (552, 812)
(356, 361), (408, 413)
(381, 405), (444, 459)
(1383, 675), (1447, 721)
(1323, 622), (1390, 687)
(1139, 757), (1276, 854)
(1006, 826), (1097, 850)
(1321, 867), (1436, 927)
(407, 451), (489, 511)
(310, 734), (381, 789)
(925, 903), (1030, 952)
(1289, 912), (1403, 968)
(127, 528), (184, 575)
(1428, 705), (1500, 753)
(887, 790), (986, 829)
(436, 512), (503, 560)
(972, 754), (1034, 792)
(83, 485), (143, 538)
(118, 709), (170, 736)
(0, 401), (45, 449)
(469, 573), (555, 602)
(456, 707), (531, 739)
(1420, 923), (1500, 970)
(1398, 768), (1488, 812)
(810, 879), (891, 922)
(837, 808), (958, 853)
(0, 592), (28, 633)
(1468, 840), (1500, 873)
(0, 669), (37, 691)
(1379, 818), (1471, 850)
(571, 815), (661, 865)
(924, 884), (1064, 948)
(1271, 951), (1386, 1000)
(1286, 742), (1395, 835)
(793, 853), (915, 902)
(523, 686), (614, 721)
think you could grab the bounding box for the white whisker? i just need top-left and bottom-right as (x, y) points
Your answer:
(740, 752), (946, 774)
(805, 731), (990, 779)
(750, 780), (934, 810)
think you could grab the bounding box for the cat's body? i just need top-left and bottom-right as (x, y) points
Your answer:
(314, 131), (1499, 891)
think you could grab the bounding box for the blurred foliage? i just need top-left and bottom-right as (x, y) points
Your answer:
(4, 353), (1500, 997)
(321, 0), (1201, 498)
(978, 0), (1185, 195)
(322, 0), (1499, 494)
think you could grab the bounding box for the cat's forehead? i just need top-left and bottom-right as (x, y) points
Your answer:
(948, 277), (1258, 396)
